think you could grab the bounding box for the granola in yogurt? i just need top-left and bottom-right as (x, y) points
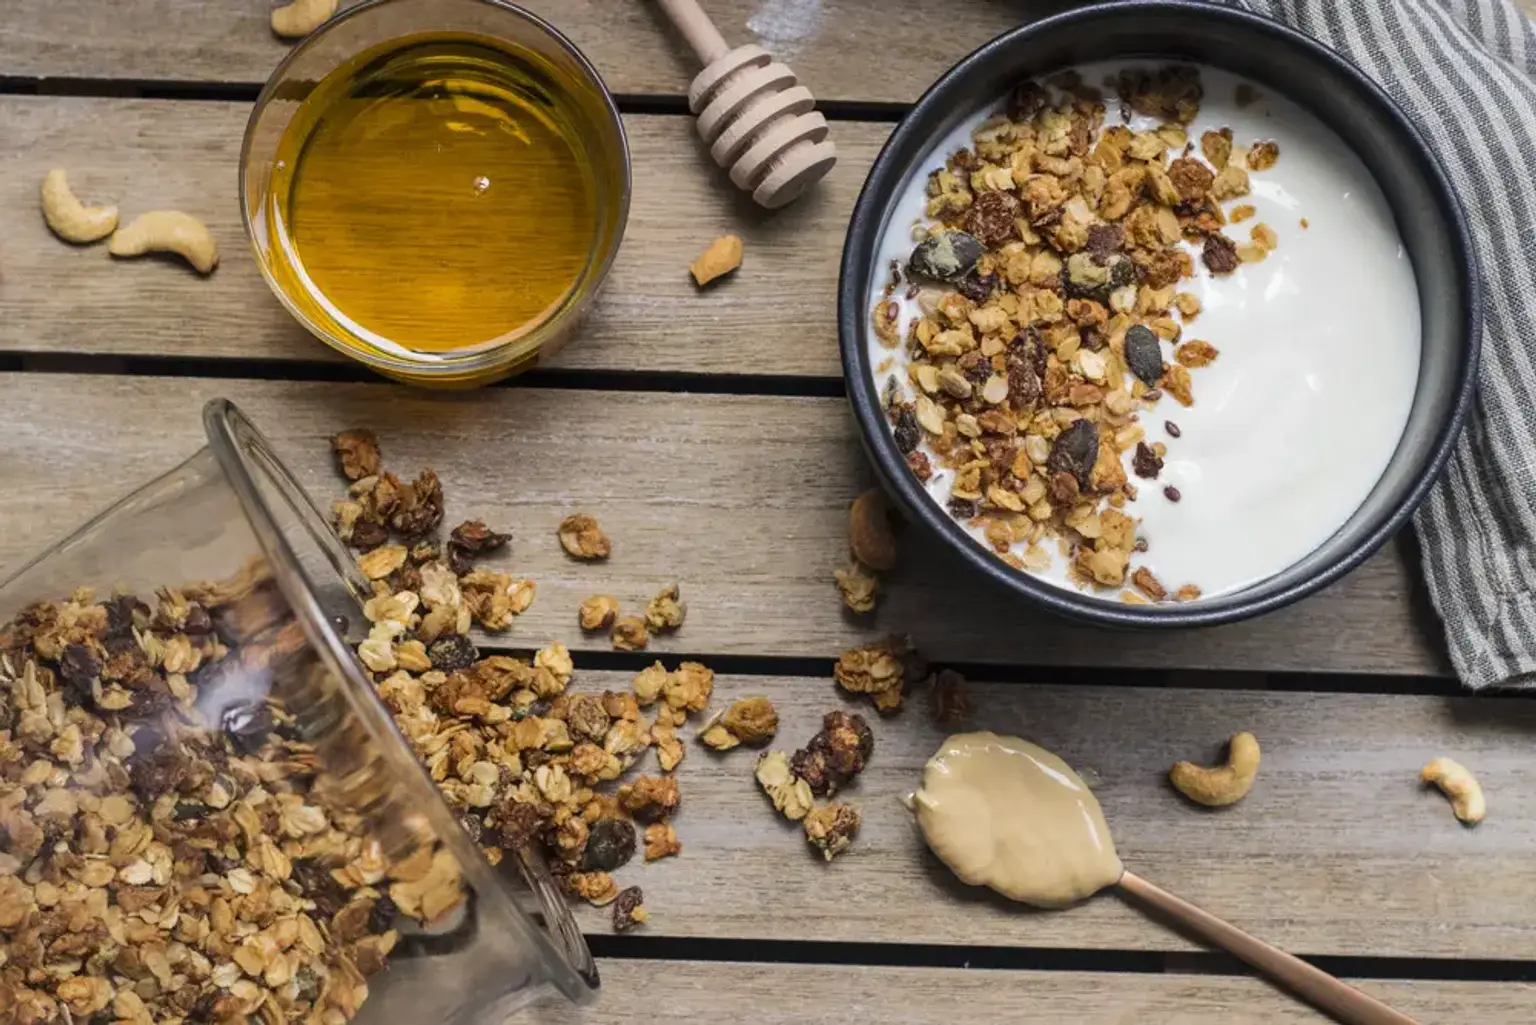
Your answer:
(872, 66), (1281, 599)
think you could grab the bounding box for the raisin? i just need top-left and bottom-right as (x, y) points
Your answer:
(906, 450), (933, 482)
(612, 886), (647, 933)
(956, 271), (998, 304)
(492, 799), (545, 851)
(1047, 419), (1099, 488)
(1124, 325), (1165, 387)
(349, 520), (389, 551)
(446, 543), (475, 577)
(1086, 223), (1124, 256)
(367, 894), (399, 933)
(57, 643), (101, 706)
(105, 594), (147, 638)
(1164, 485), (1183, 502)
(964, 190), (1022, 247)
(957, 350), (990, 385)
(1010, 80), (1051, 119)
(182, 604), (213, 635)
(1202, 233), (1240, 275)
(792, 711), (873, 796)
(907, 229), (984, 283)
(891, 405), (920, 455)
(1165, 420), (1182, 438)
(1132, 442), (1164, 480)
(428, 635), (479, 670)
(128, 745), (190, 801)
(582, 818), (637, 872)
(449, 520), (510, 554)
(948, 497), (977, 520)
(289, 858), (348, 917)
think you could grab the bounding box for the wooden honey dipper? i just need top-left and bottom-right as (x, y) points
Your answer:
(652, 0), (837, 208)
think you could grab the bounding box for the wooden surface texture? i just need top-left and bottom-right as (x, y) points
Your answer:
(11, 0), (1529, 100)
(0, 97), (886, 377)
(0, 375), (1450, 675)
(3, 0), (1533, 1020)
(555, 670), (1536, 959)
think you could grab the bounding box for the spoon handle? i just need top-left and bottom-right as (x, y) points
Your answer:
(1115, 872), (1419, 1025)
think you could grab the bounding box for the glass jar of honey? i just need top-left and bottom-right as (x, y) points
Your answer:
(240, 0), (630, 386)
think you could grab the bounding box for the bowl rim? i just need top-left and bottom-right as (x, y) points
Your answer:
(203, 398), (601, 1006)
(836, 0), (1482, 629)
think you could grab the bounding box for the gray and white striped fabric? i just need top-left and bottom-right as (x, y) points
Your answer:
(1225, 0), (1536, 688)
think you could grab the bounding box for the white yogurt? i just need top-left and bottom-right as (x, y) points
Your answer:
(867, 64), (1421, 601)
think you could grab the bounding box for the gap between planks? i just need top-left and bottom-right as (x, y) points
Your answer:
(584, 935), (1536, 983)
(519, 959), (1535, 1024)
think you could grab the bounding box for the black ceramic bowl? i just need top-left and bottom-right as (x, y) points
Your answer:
(838, 0), (1479, 628)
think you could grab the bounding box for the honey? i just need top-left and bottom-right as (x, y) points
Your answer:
(257, 33), (603, 363)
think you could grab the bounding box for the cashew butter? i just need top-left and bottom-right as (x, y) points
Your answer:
(914, 732), (1122, 907)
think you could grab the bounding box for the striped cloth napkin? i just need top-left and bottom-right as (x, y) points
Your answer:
(1227, 0), (1536, 688)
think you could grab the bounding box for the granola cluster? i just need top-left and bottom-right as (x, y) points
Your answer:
(0, 566), (420, 1025)
(874, 68), (1280, 601)
(754, 709), (872, 862)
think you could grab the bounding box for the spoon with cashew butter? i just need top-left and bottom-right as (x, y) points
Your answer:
(914, 733), (1418, 1025)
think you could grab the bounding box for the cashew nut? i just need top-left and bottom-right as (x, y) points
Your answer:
(107, 212), (219, 275)
(271, 0), (338, 38)
(1421, 757), (1485, 825)
(40, 169), (118, 244)
(1169, 731), (1259, 807)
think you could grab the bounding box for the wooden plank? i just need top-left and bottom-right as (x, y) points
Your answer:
(0, 96), (884, 377)
(0, 376), (1448, 675)
(6, 0), (1534, 107)
(554, 671), (1536, 959)
(530, 962), (1535, 1024)
(0, 0), (1042, 102)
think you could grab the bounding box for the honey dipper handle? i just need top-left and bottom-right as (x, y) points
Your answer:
(654, 0), (731, 65)
(1115, 872), (1419, 1025)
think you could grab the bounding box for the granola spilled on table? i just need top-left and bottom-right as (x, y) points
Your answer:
(874, 66), (1280, 599)
(328, 430), (714, 936)
(755, 711), (872, 861)
(0, 563), (427, 1025)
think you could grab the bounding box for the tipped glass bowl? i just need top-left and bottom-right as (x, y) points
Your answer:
(0, 400), (597, 1023)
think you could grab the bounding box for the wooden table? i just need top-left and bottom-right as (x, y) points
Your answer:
(3, 2), (1535, 1022)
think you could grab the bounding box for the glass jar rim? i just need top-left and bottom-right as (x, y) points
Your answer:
(237, 0), (632, 382)
(203, 398), (600, 1006)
